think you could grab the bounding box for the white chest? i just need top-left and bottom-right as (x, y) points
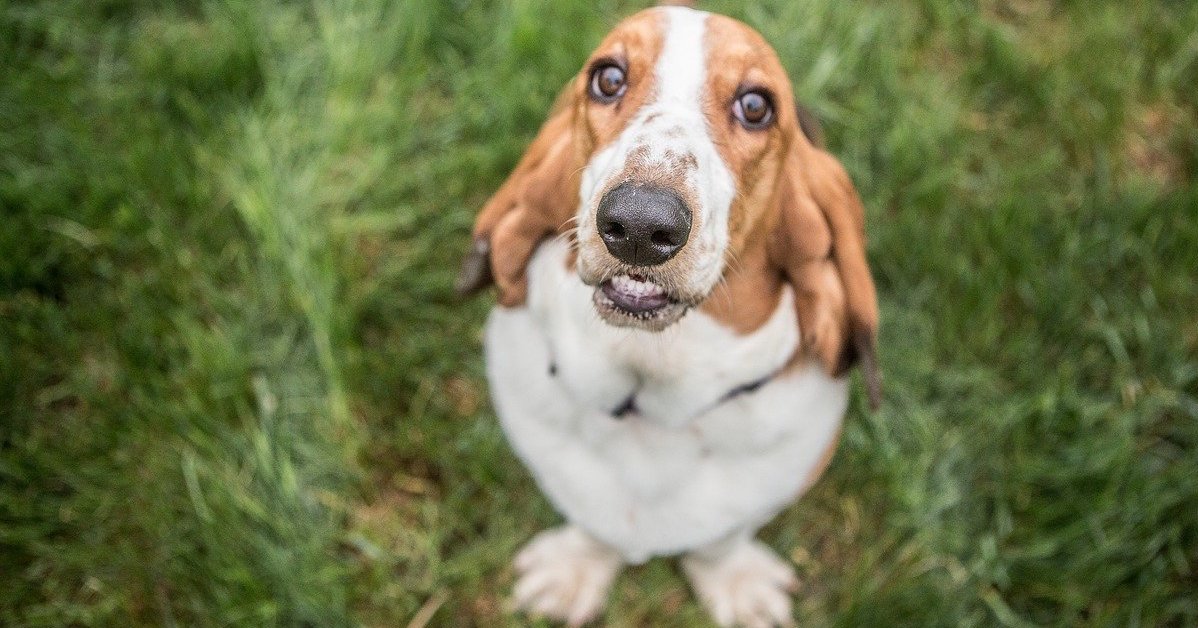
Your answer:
(485, 240), (848, 562)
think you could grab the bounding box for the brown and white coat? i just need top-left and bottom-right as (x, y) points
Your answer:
(461, 5), (880, 627)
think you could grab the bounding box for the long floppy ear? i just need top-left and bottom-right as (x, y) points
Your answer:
(455, 86), (582, 306)
(769, 135), (882, 410)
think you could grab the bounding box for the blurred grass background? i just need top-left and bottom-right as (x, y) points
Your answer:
(2, 0), (1196, 625)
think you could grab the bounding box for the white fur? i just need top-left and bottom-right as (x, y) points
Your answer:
(683, 538), (800, 627)
(492, 8), (849, 623)
(511, 525), (622, 625)
(577, 7), (737, 296)
(486, 239), (849, 564)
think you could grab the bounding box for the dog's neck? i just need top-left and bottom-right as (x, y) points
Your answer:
(525, 239), (799, 428)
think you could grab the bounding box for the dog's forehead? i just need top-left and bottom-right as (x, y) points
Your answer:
(705, 13), (775, 51)
(593, 8), (663, 53)
(591, 8), (787, 78)
(703, 13), (788, 75)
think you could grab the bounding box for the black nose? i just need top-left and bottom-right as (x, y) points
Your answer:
(596, 183), (691, 266)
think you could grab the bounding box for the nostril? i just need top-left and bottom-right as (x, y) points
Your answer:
(603, 221), (626, 239)
(650, 230), (677, 247)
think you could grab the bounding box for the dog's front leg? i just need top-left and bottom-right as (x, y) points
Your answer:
(682, 533), (799, 628)
(510, 525), (623, 626)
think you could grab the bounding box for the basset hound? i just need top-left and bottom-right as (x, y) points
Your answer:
(457, 3), (880, 626)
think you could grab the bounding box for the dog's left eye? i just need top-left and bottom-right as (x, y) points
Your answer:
(733, 90), (774, 129)
(590, 64), (627, 102)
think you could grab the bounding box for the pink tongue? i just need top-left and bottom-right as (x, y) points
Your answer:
(602, 281), (670, 313)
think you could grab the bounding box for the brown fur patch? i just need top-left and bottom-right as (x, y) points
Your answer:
(469, 9), (667, 305)
(697, 14), (880, 400)
(695, 16), (795, 333)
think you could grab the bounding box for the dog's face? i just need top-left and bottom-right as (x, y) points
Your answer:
(571, 8), (797, 330)
(465, 6), (880, 402)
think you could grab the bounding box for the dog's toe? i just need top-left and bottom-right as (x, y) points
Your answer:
(682, 540), (798, 628)
(510, 526), (622, 626)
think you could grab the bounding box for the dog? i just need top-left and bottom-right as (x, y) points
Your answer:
(456, 3), (880, 625)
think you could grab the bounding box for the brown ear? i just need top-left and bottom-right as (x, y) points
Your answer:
(455, 86), (582, 306)
(794, 99), (825, 149)
(769, 143), (881, 410)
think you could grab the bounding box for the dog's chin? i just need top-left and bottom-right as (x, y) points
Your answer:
(591, 274), (691, 332)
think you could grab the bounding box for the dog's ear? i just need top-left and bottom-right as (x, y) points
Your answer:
(456, 86), (582, 306)
(769, 136), (881, 410)
(794, 99), (825, 149)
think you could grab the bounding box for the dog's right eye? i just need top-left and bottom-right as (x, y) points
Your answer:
(589, 64), (627, 103)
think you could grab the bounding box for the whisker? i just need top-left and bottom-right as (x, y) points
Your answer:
(556, 214), (581, 233)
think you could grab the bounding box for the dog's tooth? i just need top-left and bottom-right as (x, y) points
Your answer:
(609, 274), (665, 298)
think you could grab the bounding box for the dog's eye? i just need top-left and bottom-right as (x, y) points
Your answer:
(733, 90), (773, 129)
(590, 64), (627, 102)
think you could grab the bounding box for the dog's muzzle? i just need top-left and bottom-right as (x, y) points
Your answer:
(590, 182), (694, 331)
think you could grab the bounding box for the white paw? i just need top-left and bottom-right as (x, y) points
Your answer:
(510, 526), (623, 626)
(682, 540), (799, 628)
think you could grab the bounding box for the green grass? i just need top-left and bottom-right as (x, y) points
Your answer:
(2, 0), (1196, 625)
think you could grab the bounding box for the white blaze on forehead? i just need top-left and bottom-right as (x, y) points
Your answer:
(653, 7), (709, 118)
(579, 7), (737, 294)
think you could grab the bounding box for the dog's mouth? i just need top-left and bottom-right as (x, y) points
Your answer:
(602, 274), (672, 313)
(592, 273), (690, 331)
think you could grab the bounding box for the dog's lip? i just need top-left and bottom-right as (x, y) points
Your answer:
(599, 274), (675, 314)
(589, 271), (692, 331)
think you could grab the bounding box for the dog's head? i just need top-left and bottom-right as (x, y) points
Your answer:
(460, 6), (881, 406)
